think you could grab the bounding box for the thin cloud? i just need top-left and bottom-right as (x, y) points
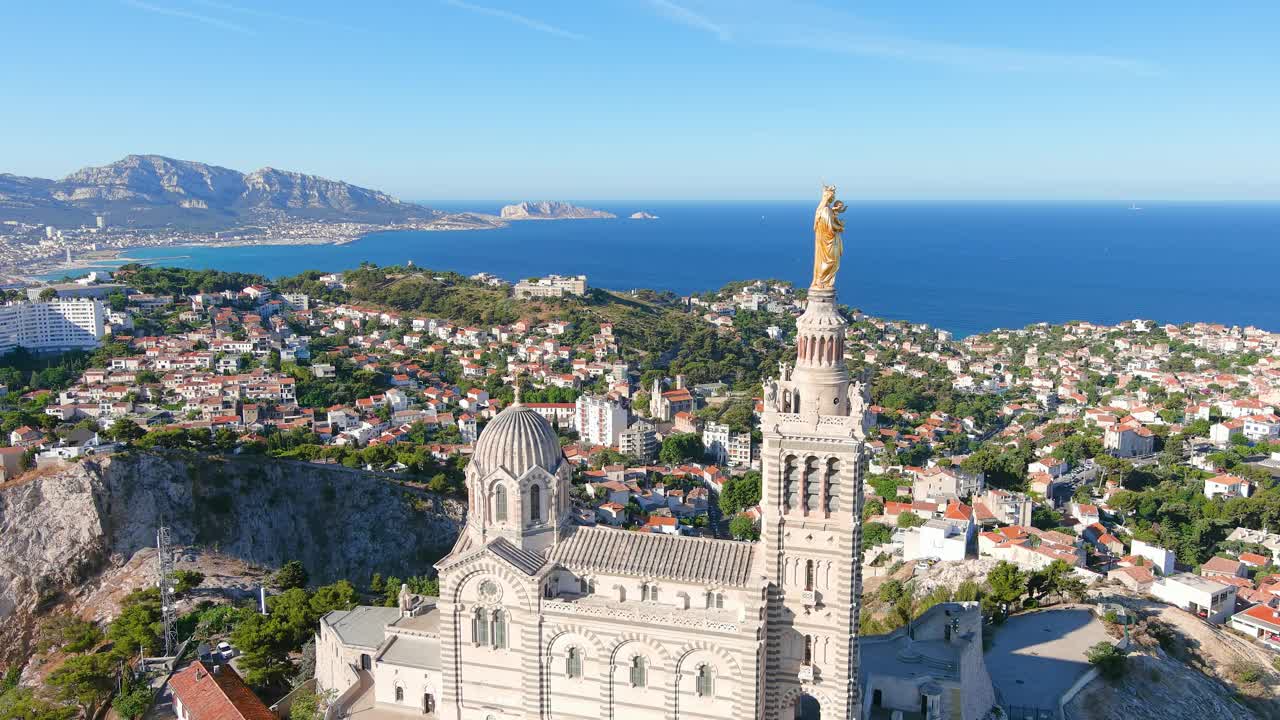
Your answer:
(442, 0), (585, 41)
(191, 0), (371, 34)
(122, 0), (255, 35)
(790, 28), (1159, 76)
(646, 0), (731, 42)
(642, 1), (1156, 76)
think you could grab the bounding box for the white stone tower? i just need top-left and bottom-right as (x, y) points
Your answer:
(759, 222), (871, 719)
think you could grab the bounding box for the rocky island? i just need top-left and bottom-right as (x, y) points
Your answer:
(629, 211), (659, 219)
(499, 200), (615, 220)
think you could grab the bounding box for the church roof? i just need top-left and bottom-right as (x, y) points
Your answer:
(378, 634), (440, 671)
(489, 537), (548, 576)
(471, 402), (563, 478)
(550, 525), (757, 588)
(322, 606), (401, 648)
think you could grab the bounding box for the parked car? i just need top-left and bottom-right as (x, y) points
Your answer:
(216, 641), (235, 661)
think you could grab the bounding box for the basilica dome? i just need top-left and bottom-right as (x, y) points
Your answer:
(471, 402), (563, 478)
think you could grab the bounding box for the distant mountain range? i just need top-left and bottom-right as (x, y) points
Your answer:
(0, 155), (485, 230)
(499, 201), (615, 220)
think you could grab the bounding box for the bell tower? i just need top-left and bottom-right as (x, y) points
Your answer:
(760, 185), (870, 720)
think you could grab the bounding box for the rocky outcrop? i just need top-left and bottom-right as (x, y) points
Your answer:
(0, 155), (458, 228)
(499, 201), (615, 220)
(0, 452), (465, 663)
(628, 211), (658, 220)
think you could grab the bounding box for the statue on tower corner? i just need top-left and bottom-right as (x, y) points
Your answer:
(812, 184), (847, 290)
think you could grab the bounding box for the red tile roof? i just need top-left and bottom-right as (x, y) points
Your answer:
(168, 662), (274, 720)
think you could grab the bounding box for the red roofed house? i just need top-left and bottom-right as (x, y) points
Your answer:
(642, 515), (681, 535)
(1204, 474), (1252, 500)
(1230, 603), (1280, 650)
(1104, 422), (1155, 458)
(1240, 552), (1270, 568)
(1108, 565), (1155, 592)
(1201, 556), (1248, 579)
(169, 661), (274, 720)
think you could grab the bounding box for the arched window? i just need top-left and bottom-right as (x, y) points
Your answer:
(696, 665), (714, 697)
(802, 457), (820, 513)
(824, 458), (840, 514)
(804, 560), (815, 591)
(529, 484), (541, 522)
(394, 685), (404, 702)
(782, 455), (798, 512)
(642, 583), (659, 602)
(803, 635), (813, 665)
(629, 656), (647, 688)
(472, 608), (489, 646)
(494, 484), (507, 522)
(491, 609), (507, 649)
(566, 647), (583, 678)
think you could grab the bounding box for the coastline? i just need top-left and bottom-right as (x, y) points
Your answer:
(9, 218), (506, 283)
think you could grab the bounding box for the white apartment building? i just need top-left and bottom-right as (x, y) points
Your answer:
(0, 299), (106, 354)
(574, 394), (629, 447)
(1204, 473), (1251, 500)
(512, 274), (588, 298)
(618, 421), (657, 461)
(1149, 573), (1236, 624)
(1130, 539), (1176, 575)
(902, 519), (968, 563)
(702, 421), (752, 467)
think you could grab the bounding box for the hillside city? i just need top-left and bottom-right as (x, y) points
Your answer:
(4, 263), (1280, 720)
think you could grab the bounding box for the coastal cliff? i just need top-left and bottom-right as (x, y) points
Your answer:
(0, 452), (465, 662)
(499, 201), (615, 220)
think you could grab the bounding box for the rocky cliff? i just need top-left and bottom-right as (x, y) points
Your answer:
(0, 155), (472, 228)
(499, 201), (615, 220)
(0, 452), (464, 662)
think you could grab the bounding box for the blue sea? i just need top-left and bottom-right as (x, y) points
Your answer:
(80, 202), (1280, 338)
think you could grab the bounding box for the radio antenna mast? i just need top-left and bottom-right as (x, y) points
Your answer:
(157, 525), (177, 657)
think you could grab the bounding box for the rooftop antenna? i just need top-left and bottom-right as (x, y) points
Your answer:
(157, 524), (177, 657)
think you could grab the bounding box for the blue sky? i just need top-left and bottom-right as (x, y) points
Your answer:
(2, 1), (1277, 202)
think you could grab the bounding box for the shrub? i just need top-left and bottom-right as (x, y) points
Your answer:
(1086, 641), (1127, 680)
(1229, 660), (1264, 685)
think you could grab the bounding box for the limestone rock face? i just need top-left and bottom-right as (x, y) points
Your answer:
(0, 154), (465, 228)
(499, 201), (615, 220)
(0, 452), (465, 663)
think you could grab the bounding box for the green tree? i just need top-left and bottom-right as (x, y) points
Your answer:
(273, 561), (309, 590)
(106, 417), (146, 443)
(983, 561), (1028, 621)
(287, 688), (336, 720)
(729, 514), (759, 540)
(107, 589), (162, 656)
(310, 581), (358, 617)
(718, 471), (761, 515)
(47, 653), (115, 720)
(877, 579), (906, 603)
(112, 672), (154, 720)
(863, 522), (892, 547)
(230, 612), (296, 689)
(173, 570), (205, 595)
(659, 433), (705, 465)
(896, 512), (926, 529)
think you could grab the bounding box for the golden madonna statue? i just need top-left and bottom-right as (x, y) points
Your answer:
(812, 184), (847, 289)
